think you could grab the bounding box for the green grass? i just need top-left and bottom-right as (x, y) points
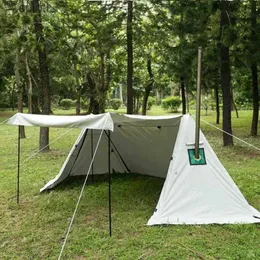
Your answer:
(0, 108), (260, 259)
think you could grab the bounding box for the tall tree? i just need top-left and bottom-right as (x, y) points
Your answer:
(31, 0), (51, 152)
(220, 1), (233, 146)
(127, 0), (133, 114)
(142, 56), (154, 115)
(250, 0), (258, 136)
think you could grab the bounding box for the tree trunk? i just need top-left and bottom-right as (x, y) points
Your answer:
(250, 0), (259, 136)
(31, 0), (51, 152)
(15, 50), (26, 139)
(180, 76), (186, 114)
(220, 1), (233, 146)
(126, 1), (133, 114)
(215, 84), (220, 124)
(142, 57), (154, 115)
(12, 82), (16, 111)
(186, 79), (189, 113)
(24, 52), (33, 114)
(74, 62), (81, 115)
(99, 51), (106, 113)
(231, 90), (239, 118)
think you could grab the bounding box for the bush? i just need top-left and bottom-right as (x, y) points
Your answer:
(162, 96), (181, 112)
(109, 98), (122, 110)
(60, 99), (73, 110)
(0, 102), (10, 109)
(81, 99), (89, 111)
(155, 97), (162, 106)
(147, 97), (156, 110)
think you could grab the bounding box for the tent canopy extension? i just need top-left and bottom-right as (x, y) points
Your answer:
(8, 112), (260, 225)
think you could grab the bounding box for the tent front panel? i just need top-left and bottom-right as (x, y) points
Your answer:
(148, 115), (260, 225)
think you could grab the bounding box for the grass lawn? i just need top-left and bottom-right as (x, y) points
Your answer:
(0, 108), (259, 259)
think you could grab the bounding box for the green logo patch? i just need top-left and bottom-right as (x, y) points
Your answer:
(188, 148), (206, 165)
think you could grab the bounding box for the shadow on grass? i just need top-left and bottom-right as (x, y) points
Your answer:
(52, 172), (164, 191)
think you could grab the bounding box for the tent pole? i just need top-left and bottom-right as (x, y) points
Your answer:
(195, 46), (202, 159)
(17, 125), (21, 204)
(91, 129), (94, 182)
(108, 130), (112, 237)
(104, 131), (130, 173)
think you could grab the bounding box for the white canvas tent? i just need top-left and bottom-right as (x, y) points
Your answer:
(8, 112), (260, 225)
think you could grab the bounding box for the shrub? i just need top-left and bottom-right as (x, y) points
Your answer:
(81, 99), (89, 111)
(60, 99), (73, 110)
(155, 97), (162, 106)
(147, 97), (156, 110)
(0, 102), (10, 109)
(110, 98), (122, 110)
(162, 96), (181, 112)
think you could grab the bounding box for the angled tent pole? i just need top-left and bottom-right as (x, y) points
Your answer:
(17, 125), (21, 204)
(104, 131), (130, 173)
(107, 130), (112, 236)
(195, 46), (202, 159)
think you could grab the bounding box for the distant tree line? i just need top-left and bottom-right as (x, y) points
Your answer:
(0, 0), (259, 150)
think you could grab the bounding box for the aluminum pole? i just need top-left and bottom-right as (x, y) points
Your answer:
(195, 47), (202, 159)
(108, 131), (112, 236)
(17, 125), (21, 204)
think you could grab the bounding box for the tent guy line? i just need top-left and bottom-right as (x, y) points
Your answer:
(58, 116), (109, 260)
(20, 127), (76, 168)
(198, 116), (260, 152)
(0, 118), (9, 125)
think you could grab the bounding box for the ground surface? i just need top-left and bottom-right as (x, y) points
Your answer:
(0, 108), (259, 259)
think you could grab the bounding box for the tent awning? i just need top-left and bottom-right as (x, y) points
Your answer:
(8, 113), (114, 131)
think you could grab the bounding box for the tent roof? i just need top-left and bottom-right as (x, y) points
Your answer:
(8, 112), (183, 130)
(8, 112), (114, 131)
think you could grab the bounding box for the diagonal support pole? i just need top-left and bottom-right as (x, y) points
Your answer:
(104, 131), (130, 173)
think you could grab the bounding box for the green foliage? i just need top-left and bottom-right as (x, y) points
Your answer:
(147, 97), (156, 110)
(109, 98), (122, 110)
(162, 96), (181, 112)
(80, 99), (89, 111)
(60, 99), (74, 110)
(235, 96), (252, 110)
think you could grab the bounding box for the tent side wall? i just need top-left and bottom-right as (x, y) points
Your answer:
(148, 115), (260, 225)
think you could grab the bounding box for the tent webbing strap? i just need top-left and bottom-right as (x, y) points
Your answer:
(58, 120), (109, 260)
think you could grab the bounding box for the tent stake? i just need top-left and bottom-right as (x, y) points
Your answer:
(108, 130), (112, 237)
(17, 125), (21, 204)
(91, 129), (94, 182)
(195, 47), (202, 159)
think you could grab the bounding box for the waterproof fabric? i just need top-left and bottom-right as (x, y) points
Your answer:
(148, 115), (260, 225)
(9, 112), (260, 224)
(40, 114), (182, 191)
(8, 112), (114, 131)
